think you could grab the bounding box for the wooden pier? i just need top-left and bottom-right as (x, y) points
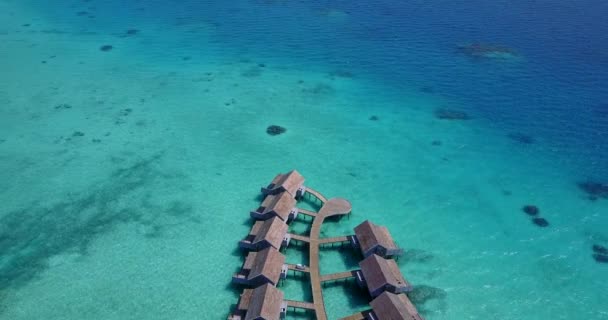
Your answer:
(286, 263), (310, 273)
(288, 233), (310, 244)
(320, 270), (356, 283)
(308, 196), (353, 320)
(285, 299), (316, 311)
(319, 235), (355, 249)
(297, 208), (317, 218)
(319, 235), (349, 244)
(304, 187), (328, 203)
(230, 171), (425, 320)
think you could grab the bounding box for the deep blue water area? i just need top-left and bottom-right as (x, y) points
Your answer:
(69, 0), (607, 178)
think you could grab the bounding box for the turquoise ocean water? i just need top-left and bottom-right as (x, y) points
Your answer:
(1, 0), (607, 319)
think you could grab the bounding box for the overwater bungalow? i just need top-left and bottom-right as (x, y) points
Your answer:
(358, 254), (412, 298)
(239, 216), (289, 251)
(228, 284), (285, 320)
(368, 291), (424, 320)
(250, 191), (298, 222)
(232, 247), (286, 287)
(261, 170), (305, 198)
(354, 220), (404, 259)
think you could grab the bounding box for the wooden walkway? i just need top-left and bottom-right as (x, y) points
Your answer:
(308, 197), (353, 320)
(288, 233), (310, 243)
(286, 263), (310, 273)
(285, 299), (316, 311)
(231, 174), (426, 320)
(319, 235), (349, 244)
(305, 187), (328, 203)
(320, 270), (355, 283)
(297, 208), (317, 217)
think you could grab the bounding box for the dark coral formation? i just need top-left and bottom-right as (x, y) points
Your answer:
(592, 244), (608, 255)
(522, 205), (539, 216)
(577, 181), (608, 200)
(72, 131), (85, 137)
(593, 244), (608, 263)
(434, 108), (470, 120)
(593, 254), (608, 263)
(100, 45), (113, 52)
(369, 115), (379, 121)
(0, 152), (200, 290)
(431, 140), (442, 146)
(457, 43), (518, 58)
(55, 103), (72, 110)
(522, 205), (549, 227)
(508, 133), (535, 144)
(532, 217), (549, 227)
(266, 125), (286, 136)
(126, 29), (139, 35)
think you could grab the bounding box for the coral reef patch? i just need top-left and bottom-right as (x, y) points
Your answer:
(54, 103), (72, 110)
(0, 152), (198, 290)
(434, 108), (470, 120)
(266, 125), (286, 136)
(522, 205), (539, 216)
(592, 244), (608, 264)
(532, 217), (549, 227)
(592, 244), (608, 255)
(577, 181), (608, 200)
(592, 254), (608, 263)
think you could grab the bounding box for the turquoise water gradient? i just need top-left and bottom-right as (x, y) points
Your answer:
(1, 0), (607, 319)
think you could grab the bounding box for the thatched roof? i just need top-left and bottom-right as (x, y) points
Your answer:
(354, 220), (399, 255)
(247, 247), (285, 285)
(243, 251), (259, 271)
(253, 216), (288, 250)
(237, 288), (253, 312)
(257, 191), (296, 221)
(370, 291), (424, 320)
(245, 283), (284, 320)
(249, 220), (264, 236)
(262, 170), (305, 197)
(359, 254), (411, 295)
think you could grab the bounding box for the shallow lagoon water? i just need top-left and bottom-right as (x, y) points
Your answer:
(1, 0), (607, 319)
